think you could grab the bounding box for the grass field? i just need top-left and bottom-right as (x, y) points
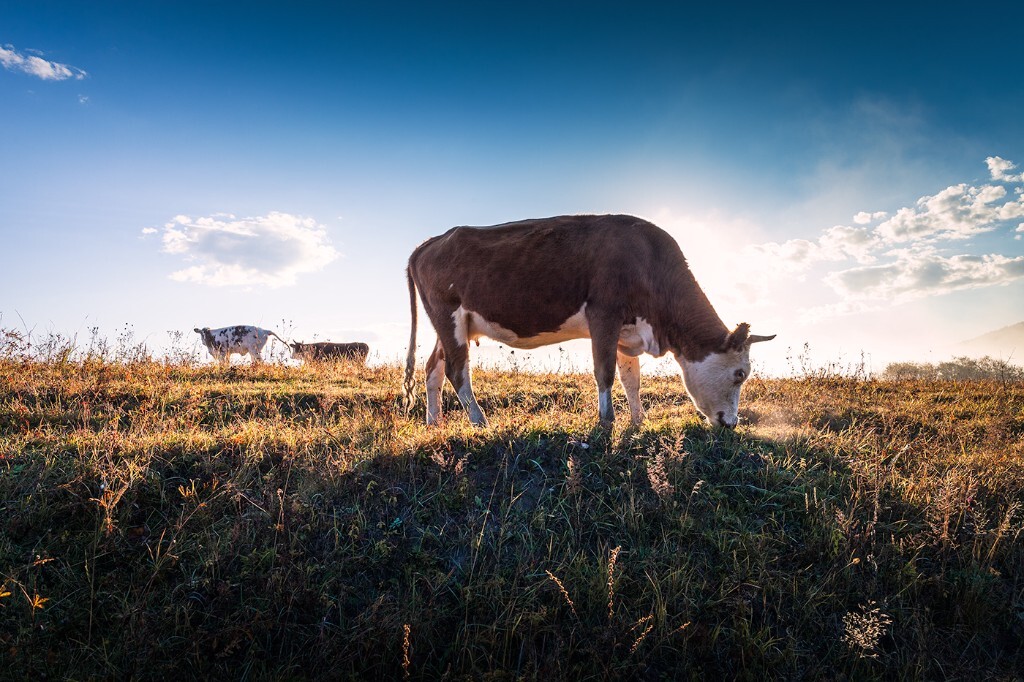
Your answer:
(1, 351), (1023, 679)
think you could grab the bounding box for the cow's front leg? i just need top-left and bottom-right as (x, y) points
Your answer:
(616, 351), (646, 425)
(588, 313), (620, 426)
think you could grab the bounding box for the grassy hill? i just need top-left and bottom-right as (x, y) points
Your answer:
(1, 356), (1022, 679)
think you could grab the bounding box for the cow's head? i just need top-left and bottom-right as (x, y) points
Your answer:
(675, 323), (775, 428)
(193, 327), (212, 345)
(289, 342), (305, 359)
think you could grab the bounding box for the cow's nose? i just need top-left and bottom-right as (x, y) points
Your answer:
(716, 411), (736, 429)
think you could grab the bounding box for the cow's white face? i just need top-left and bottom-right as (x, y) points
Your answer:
(676, 349), (751, 428)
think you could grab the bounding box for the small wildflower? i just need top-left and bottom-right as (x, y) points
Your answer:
(646, 452), (674, 499)
(629, 614), (654, 654)
(842, 601), (892, 659)
(670, 621), (691, 637)
(545, 570), (577, 618)
(566, 454), (582, 493)
(401, 623), (411, 679)
(607, 545), (621, 622)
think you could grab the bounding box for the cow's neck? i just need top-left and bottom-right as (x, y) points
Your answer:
(655, 269), (729, 362)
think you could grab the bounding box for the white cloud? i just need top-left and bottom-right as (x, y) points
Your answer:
(159, 211), (339, 287)
(799, 300), (883, 324)
(987, 156), (1023, 183)
(755, 158), (1024, 270)
(748, 238), (821, 273)
(825, 249), (1024, 302)
(747, 224), (880, 274)
(0, 44), (86, 81)
(853, 211), (888, 224)
(140, 227), (158, 235)
(875, 182), (1024, 243)
(819, 225), (880, 262)
(743, 157), (1024, 320)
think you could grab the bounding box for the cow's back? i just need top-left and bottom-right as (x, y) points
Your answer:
(409, 215), (676, 337)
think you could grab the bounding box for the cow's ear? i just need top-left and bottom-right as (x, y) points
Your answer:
(193, 328), (202, 333)
(724, 323), (750, 351)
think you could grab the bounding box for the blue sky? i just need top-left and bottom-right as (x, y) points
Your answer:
(2, 1), (1023, 374)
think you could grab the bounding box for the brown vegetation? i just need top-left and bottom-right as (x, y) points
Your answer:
(1, 334), (1022, 678)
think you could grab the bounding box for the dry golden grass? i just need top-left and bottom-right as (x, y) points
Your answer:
(1, 354), (1022, 679)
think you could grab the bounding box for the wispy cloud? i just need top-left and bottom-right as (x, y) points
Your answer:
(0, 44), (86, 81)
(825, 250), (1024, 302)
(156, 212), (339, 287)
(750, 224), (881, 272)
(745, 157), (1024, 319)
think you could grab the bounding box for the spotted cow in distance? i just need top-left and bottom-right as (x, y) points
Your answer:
(289, 341), (369, 364)
(403, 214), (775, 428)
(194, 325), (288, 365)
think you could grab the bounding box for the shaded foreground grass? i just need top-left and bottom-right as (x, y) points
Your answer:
(1, 359), (1023, 679)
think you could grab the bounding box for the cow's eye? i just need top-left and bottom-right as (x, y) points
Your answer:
(733, 369), (746, 382)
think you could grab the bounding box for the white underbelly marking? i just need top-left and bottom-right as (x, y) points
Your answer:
(452, 304), (590, 349)
(451, 307), (662, 357)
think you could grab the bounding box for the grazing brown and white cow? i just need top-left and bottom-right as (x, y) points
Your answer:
(194, 325), (287, 365)
(402, 214), (774, 428)
(289, 341), (369, 363)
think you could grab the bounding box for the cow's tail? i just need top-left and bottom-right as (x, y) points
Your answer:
(268, 331), (291, 353)
(402, 265), (419, 413)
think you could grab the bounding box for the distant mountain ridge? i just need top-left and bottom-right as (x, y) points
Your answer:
(960, 321), (1024, 359)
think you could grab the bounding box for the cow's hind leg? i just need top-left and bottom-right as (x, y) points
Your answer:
(425, 339), (446, 425)
(443, 310), (487, 427)
(422, 302), (487, 427)
(616, 351), (646, 425)
(444, 341), (487, 427)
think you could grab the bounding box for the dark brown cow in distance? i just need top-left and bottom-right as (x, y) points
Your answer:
(403, 214), (774, 428)
(290, 341), (369, 363)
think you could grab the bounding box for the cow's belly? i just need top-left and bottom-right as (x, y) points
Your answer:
(453, 306), (662, 356)
(455, 305), (590, 350)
